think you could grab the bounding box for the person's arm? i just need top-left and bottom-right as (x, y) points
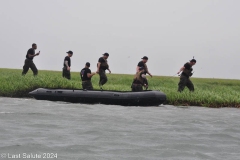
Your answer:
(107, 68), (111, 73)
(96, 62), (101, 73)
(143, 63), (152, 77)
(141, 74), (148, 88)
(87, 72), (95, 78)
(65, 61), (70, 71)
(146, 70), (152, 77)
(136, 66), (140, 72)
(65, 61), (69, 67)
(177, 66), (185, 74)
(141, 74), (146, 79)
(28, 51), (40, 58)
(64, 58), (70, 71)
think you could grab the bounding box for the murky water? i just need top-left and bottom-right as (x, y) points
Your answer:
(0, 97), (239, 160)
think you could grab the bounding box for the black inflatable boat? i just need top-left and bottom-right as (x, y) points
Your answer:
(29, 88), (166, 106)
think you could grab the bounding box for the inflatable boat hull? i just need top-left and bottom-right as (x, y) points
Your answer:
(29, 88), (166, 106)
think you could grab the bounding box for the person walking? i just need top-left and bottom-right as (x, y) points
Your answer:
(22, 43), (40, 76)
(96, 53), (111, 89)
(177, 59), (197, 92)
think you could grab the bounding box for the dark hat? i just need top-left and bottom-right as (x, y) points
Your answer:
(141, 56), (148, 60)
(86, 62), (90, 67)
(66, 50), (73, 54)
(190, 59), (196, 63)
(103, 53), (109, 56)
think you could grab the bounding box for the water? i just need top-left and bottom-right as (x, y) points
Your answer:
(0, 97), (239, 160)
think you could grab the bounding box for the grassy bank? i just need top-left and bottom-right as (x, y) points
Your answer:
(0, 68), (240, 107)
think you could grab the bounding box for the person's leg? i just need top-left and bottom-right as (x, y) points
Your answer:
(99, 70), (108, 86)
(65, 71), (70, 79)
(132, 84), (137, 92)
(22, 59), (30, 75)
(82, 81), (93, 90)
(136, 85), (143, 91)
(82, 82), (87, 90)
(29, 61), (38, 76)
(63, 67), (71, 80)
(178, 76), (187, 92)
(186, 79), (194, 92)
(86, 81), (93, 90)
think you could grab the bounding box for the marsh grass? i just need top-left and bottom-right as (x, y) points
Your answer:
(1, 68), (240, 107)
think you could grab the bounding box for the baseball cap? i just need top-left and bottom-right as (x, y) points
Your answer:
(103, 53), (109, 56)
(86, 62), (90, 67)
(190, 59), (196, 63)
(66, 50), (73, 54)
(141, 56), (148, 60)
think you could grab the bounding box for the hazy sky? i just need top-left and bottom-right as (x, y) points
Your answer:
(1, 0), (240, 79)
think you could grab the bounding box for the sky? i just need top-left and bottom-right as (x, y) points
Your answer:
(0, 0), (240, 79)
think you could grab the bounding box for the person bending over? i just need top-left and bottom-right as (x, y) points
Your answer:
(80, 62), (95, 90)
(131, 67), (148, 92)
(136, 56), (152, 77)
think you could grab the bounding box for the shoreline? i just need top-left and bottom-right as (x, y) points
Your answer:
(1, 68), (240, 108)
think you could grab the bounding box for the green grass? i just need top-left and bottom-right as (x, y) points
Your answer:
(1, 68), (240, 108)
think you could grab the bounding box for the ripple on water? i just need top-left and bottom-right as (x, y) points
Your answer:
(0, 98), (240, 160)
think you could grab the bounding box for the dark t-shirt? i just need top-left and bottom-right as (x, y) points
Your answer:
(98, 57), (105, 63)
(98, 57), (108, 70)
(26, 48), (35, 60)
(80, 68), (91, 81)
(63, 56), (71, 67)
(137, 61), (147, 74)
(184, 63), (191, 70)
(137, 61), (145, 68)
(182, 62), (193, 77)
